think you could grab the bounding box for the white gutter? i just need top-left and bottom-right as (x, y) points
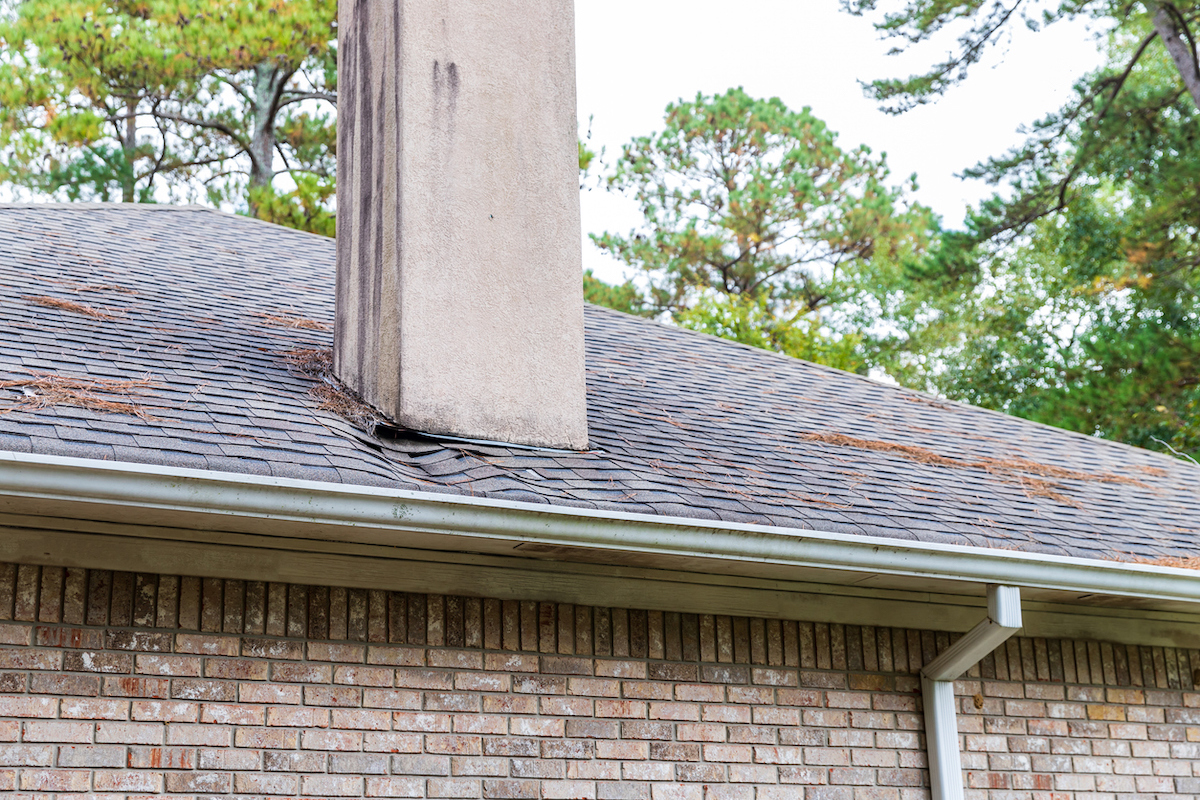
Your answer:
(1, 451), (1200, 605)
(922, 586), (1023, 800)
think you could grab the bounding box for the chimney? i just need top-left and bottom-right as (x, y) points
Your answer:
(334, 0), (588, 450)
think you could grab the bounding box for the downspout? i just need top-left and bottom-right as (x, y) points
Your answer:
(921, 585), (1022, 800)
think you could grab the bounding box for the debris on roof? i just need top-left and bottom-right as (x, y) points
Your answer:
(0, 203), (1197, 564)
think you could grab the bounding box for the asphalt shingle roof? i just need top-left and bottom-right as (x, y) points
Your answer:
(1, 204), (1197, 562)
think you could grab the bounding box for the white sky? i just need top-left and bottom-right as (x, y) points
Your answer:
(574, 0), (1107, 284)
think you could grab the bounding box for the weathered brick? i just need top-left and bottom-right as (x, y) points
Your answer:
(0, 744), (54, 766)
(19, 768), (90, 791)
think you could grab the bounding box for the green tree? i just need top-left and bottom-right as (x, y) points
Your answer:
(872, 33), (1200, 458)
(842, 0), (1200, 114)
(0, 0), (336, 230)
(592, 87), (933, 368)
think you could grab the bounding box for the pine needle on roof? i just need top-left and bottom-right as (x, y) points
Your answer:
(24, 295), (123, 320)
(0, 371), (159, 419)
(1139, 555), (1200, 569)
(257, 312), (330, 331)
(799, 431), (1147, 509)
(283, 348), (381, 430)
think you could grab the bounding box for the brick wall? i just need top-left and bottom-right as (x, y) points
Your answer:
(0, 562), (1196, 798)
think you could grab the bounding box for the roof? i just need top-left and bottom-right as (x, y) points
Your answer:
(0, 204), (1196, 564)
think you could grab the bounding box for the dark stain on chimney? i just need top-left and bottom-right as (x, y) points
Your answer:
(354, 0), (377, 389)
(433, 60), (460, 140)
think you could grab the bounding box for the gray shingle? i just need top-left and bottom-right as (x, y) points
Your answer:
(0, 203), (1196, 565)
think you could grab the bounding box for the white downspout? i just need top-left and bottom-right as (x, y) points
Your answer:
(921, 584), (1022, 800)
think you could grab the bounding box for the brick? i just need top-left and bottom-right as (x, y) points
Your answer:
(0, 745), (54, 766)
(60, 697), (129, 719)
(233, 726), (295, 748)
(650, 783), (703, 800)
(94, 770), (165, 792)
(650, 702), (699, 721)
(104, 676), (169, 698)
(175, 632), (240, 655)
(566, 719), (619, 739)
(597, 699), (647, 718)
(332, 752), (390, 774)
(510, 717), (565, 737)
(22, 720), (92, 742)
(166, 770), (233, 793)
(676, 723), (726, 742)
(235, 772), (299, 794)
(570, 678), (621, 697)
(19, 769), (90, 791)
(484, 778), (540, 798)
(0, 696), (55, 717)
(544, 779), (598, 798)
(366, 731), (424, 753)
(427, 734), (483, 754)
(264, 750), (327, 771)
(242, 637), (304, 659)
(334, 708), (393, 730)
(0, 648), (60, 670)
(704, 704), (752, 723)
(452, 755), (509, 776)
(598, 782), (650, 800)
(272, 661), (333, 682)
(370, 645), (425, 666)
(106, 630), (172, 651)
(366, 688), (422, 709)
(95, 720), (163, 744)
(171, 678), (237, 701)
(368, 776), (426, 797)
(624, 681), (673, 700)
(486, 695), (539, 714)
(430, 777), (484, 797)
(36, 626), (103, 649)
(427, 692), (482, 712)
(394, 711), (453, 732)
(239, 682), (302, 704)
(268, 705), (330, 728)
(484, 653), (540, 673)
(337, 665), (395, 686)
(511, 757), (563, 778)
(676, 683), (724, 703)
(197, 747), (261, 770)
(394, 754), (452, 775)
(304, 729), (364, 751)
(484, 738), (541, 757)
(204, 657), (268, 680)
(131, 700), (196, 724)
(676, 763), (724, 782)
(29, 672), (99, 695)
(128, 746), (196, 769)
(455, 714), (509, 734)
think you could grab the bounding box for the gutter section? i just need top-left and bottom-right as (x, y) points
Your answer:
(2, 452), (1200, 607)
(922, 586), (1023, 800)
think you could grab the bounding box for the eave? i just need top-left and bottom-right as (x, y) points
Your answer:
(2, 451), (1199, 648)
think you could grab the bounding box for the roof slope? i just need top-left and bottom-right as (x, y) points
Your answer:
(0, 204), (1196, 562)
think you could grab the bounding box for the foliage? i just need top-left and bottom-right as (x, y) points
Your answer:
(0, 0), (336, 232)
(583, 269), (647, 317)
(841, 0), (1200, 114)
(676, 295), (865, 372)
(873, 35), (1200, 459)
(592, 88), (933, 368)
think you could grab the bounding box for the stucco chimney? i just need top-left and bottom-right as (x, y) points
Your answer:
(334, 0), (588, 450)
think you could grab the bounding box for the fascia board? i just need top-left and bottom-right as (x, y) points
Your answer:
(1, 450), (1199, 607)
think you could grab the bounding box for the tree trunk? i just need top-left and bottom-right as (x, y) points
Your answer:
(121, 98), (137, 202)
(1149, 2), (1200, 110)
(246, 63), (289, 217)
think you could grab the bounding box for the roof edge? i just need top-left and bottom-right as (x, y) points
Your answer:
(1, 451), (1197, 606)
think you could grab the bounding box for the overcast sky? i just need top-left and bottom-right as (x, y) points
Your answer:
(574, 0), (1108, 283)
